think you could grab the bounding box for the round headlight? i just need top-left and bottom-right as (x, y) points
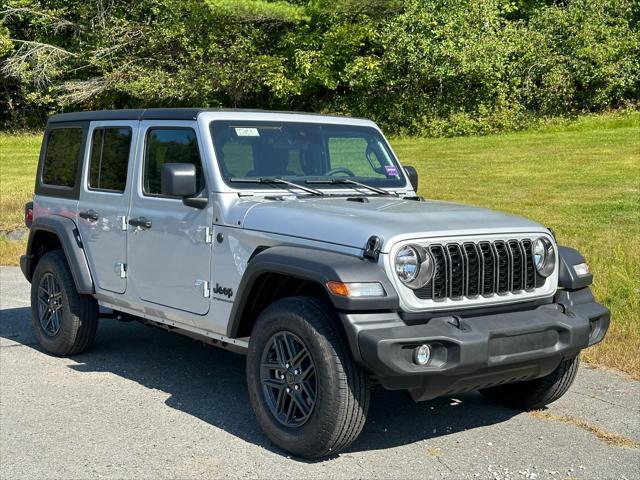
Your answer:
(394, 245), (435, 289)
(395, 245), (420, 283)
(533, 237), (555, 278)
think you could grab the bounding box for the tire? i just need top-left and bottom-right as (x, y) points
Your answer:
(480, 356), (580, 410)
(246, 296), (370, 458)
(30, 250), (99, 356)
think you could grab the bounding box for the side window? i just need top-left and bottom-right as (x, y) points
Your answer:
(88, 127), (132, 192)
(144, 128), (204, 196)
(42, 128), (84, 188)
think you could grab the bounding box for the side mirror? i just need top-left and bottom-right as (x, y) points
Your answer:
(162, 163), (197, 197)
(404, 165), (419, 192)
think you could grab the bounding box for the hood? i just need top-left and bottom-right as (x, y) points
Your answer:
(237, 196), (547, 252)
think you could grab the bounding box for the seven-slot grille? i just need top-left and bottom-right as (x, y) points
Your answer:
(414, 239), (539, 301)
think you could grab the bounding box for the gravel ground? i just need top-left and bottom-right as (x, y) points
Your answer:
(1, 266), (638, 479)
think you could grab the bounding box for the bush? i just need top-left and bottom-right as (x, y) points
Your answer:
(1, 0), (638, 134)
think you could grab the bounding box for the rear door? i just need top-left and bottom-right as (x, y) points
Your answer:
(77, 121), (138, 294)
(127, 121), (213, 315)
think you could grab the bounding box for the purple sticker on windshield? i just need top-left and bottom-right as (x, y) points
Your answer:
(384, 165), (399, 177)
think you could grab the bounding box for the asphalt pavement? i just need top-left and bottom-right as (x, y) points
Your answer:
(1, 266), (638, 479)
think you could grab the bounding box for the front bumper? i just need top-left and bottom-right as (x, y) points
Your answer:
(340, 287), (609, 401)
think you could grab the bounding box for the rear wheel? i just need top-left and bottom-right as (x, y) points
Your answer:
(480, 356), (580, 410)
(30, 250), (99, 355)
(246, 296), (370, 458)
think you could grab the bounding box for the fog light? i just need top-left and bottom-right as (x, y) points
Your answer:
(413, 344), (432, 366)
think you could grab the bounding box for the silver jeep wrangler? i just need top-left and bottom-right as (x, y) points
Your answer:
(21, 109), (610, 458)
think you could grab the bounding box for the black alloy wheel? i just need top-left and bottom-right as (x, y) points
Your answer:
(260, 331), (317, 427)
(36, 272), (64, 336)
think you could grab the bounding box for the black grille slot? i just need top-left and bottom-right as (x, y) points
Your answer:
(521, 239), (536, 290)
(479, 242), (495, 295)
(493, 241), (510, 294)
(430, 245), (448, 300)
(463, 242), (481, 297)
(508, 240), (524, 291)
(413, 238), (540, 301)
(446, 243), (465, 298)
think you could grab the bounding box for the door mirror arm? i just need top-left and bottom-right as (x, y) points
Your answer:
(404, 165), (419, 193)
(183, 196), (208, 209)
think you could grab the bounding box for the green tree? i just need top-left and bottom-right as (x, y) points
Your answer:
(1, 0), (638, 134)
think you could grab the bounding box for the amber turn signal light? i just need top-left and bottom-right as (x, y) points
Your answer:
(327, 281), (350, 297)
(326, 281), (385, 298)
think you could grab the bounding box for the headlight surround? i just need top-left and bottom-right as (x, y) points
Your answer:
(533, 236), (556, 278)
(394, 245), (435, 289)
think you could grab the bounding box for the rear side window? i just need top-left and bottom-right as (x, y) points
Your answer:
(42, 128), (84, 188)
(144, 128), (204, 196)
(88, 127), (132, 192)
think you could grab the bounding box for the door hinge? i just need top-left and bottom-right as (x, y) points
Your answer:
(204, 227), (213, 244)
(121, 216), (128, 231)
(195, 280), (210, 298)
(116, 262), (127, 278)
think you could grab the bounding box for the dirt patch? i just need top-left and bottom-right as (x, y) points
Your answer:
(529, 410), (640, 448)
(426, 447), (442, 456)
(1, 229), (28, 241)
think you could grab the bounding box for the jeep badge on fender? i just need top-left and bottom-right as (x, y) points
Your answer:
(20, 108), (610, 459)
(213, 284), (233, 298)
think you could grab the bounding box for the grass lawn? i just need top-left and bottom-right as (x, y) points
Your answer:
(1, 112), (638, 377)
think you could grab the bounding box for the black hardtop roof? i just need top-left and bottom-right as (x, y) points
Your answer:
(47, 108), (362, 124)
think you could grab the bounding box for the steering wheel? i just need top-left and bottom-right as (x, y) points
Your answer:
(326, 167), (355, 177)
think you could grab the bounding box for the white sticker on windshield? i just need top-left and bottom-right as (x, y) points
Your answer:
(235, 127), (260, 137)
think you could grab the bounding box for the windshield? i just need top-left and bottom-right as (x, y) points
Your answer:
(210, 121), (407, 190)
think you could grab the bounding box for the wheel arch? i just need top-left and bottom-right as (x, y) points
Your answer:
(21, 215), (94, 294)
(226, 245), (399, 339)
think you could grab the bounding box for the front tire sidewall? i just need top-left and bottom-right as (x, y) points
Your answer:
(247, 298), (361, 457)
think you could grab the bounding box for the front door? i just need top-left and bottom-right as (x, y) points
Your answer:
(77, 121), (138, 294)
(127, 122), (213, 315)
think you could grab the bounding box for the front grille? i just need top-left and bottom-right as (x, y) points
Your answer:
(415, 239), (538, 300)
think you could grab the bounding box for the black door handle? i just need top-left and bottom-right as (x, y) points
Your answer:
(79, 209), (99, 222)
(128, 216), (152, 229)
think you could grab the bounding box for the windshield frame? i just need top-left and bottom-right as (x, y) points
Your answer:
(208, 120), (409, 193)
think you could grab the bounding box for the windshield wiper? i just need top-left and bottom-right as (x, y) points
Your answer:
(305, 178), (395, 196)
(229, 177), (324, 196)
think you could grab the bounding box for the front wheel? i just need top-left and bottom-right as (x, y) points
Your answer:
(246, 296), (370, 458)
(480, 356), (580, 410)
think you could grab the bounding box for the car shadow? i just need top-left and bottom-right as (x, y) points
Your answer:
(0, 306), (520, 460)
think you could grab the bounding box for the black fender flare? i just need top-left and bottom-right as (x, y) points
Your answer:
(21, 216), (94, 294)
(557, 246), (593, 290)
(226, 246), (399, 338)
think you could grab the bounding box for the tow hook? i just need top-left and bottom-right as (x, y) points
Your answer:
(448, 315), (463, 329)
